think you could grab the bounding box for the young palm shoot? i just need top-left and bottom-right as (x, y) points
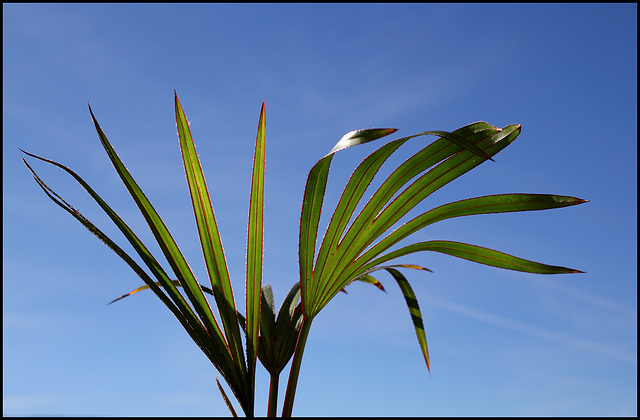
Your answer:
(23, 95), (585, 417)
(281, 122), (585, 416)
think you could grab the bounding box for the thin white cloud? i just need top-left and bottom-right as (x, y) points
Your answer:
(2, 394), (72, 413)
(421, 293), (637, 364)
(526, 276), (637, 317)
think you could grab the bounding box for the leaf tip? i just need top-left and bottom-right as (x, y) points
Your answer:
(88, 103), (97, 122)
(106, 296), (121, 305)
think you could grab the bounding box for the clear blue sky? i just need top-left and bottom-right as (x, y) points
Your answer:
(3, 3), (636, 417)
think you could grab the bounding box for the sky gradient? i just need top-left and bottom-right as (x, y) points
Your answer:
(3, 3), (637, 416)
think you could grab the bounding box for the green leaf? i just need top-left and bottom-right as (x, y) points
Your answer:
(299, 128), (398, 319)
(216, 377), (238, 418)
(383, 268), (431, 372)
(173, 94), (249, 411)
(88, 103), (227, 345)
(426, 129), (495, 161)
(307, 123), (509, 317)
(245, 101), (266, 399)
(272, 283), (304, 373)
(237, 282), (303, 376)
(345, 264), (430, 369)
(370, 240), (584, 274)
(353, 193), (588, 278)
(21, 154), (230, 384)
(332, 124), (514, 289)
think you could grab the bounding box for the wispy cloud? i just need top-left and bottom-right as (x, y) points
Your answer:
(526, 276), (637, 317)
(2, 394), (72, 414)
(421, 293), (637, 364)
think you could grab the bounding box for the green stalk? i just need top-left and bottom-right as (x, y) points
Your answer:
(281, 317), (313, 417)
(267, 372), (279, 417)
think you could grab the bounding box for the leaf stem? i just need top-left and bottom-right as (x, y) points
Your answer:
(281, 317), (313, 417)
(267, 372), (279, 417)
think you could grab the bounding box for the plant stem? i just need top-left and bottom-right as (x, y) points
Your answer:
(267, 371), (279, 417)
(281, 317), (313, 417)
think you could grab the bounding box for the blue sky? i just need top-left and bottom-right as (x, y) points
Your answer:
(3, 3), (636, 417)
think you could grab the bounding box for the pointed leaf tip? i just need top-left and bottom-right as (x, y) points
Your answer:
(328, 128), (398, 155)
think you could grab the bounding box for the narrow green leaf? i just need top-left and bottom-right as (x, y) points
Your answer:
(245, 101), (266, 399)
(21, 153), (196, 321)
(21, 156), (233, 381)
(216, 377), (238, 418)
(340, 125), (512, 274)
(427, 129), (495, 161)
(310, 123), (506, 316)
(370, 240), (584, 274)
(173, 94), (249, 404)
(313, 138), (410, 303)
(384, 268), (430, 372)
(299, 128), (397, 318)
(88, 103), (248, 410)
(352, 194), (588, 279)
(299, 155), (328, 312)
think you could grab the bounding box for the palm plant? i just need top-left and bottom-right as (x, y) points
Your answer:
(22, 93), (586, 417)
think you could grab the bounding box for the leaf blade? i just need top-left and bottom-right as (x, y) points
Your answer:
(309, 123), (506, 316)
(370, 240), (584, 274)
(245, 101), (266, 399)
(384, 267), (430, 372)
(21, 155), (237, 384)
(87, 103), (249, 410)
(299, 128), (397, 318)
(353, 193), (588, 278)
(173, 94), (249, 407)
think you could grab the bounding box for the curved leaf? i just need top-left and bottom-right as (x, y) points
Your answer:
(369, 240), (584, 274)
(21, 156), (232, 383)
(331, 125), (516, 291)
(328, 128), (398, 155)
(383, 268), (431, 372)
(309, 123), (512, 316)
(352, 193), (588, 280)
(299, 128), (398, 318)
